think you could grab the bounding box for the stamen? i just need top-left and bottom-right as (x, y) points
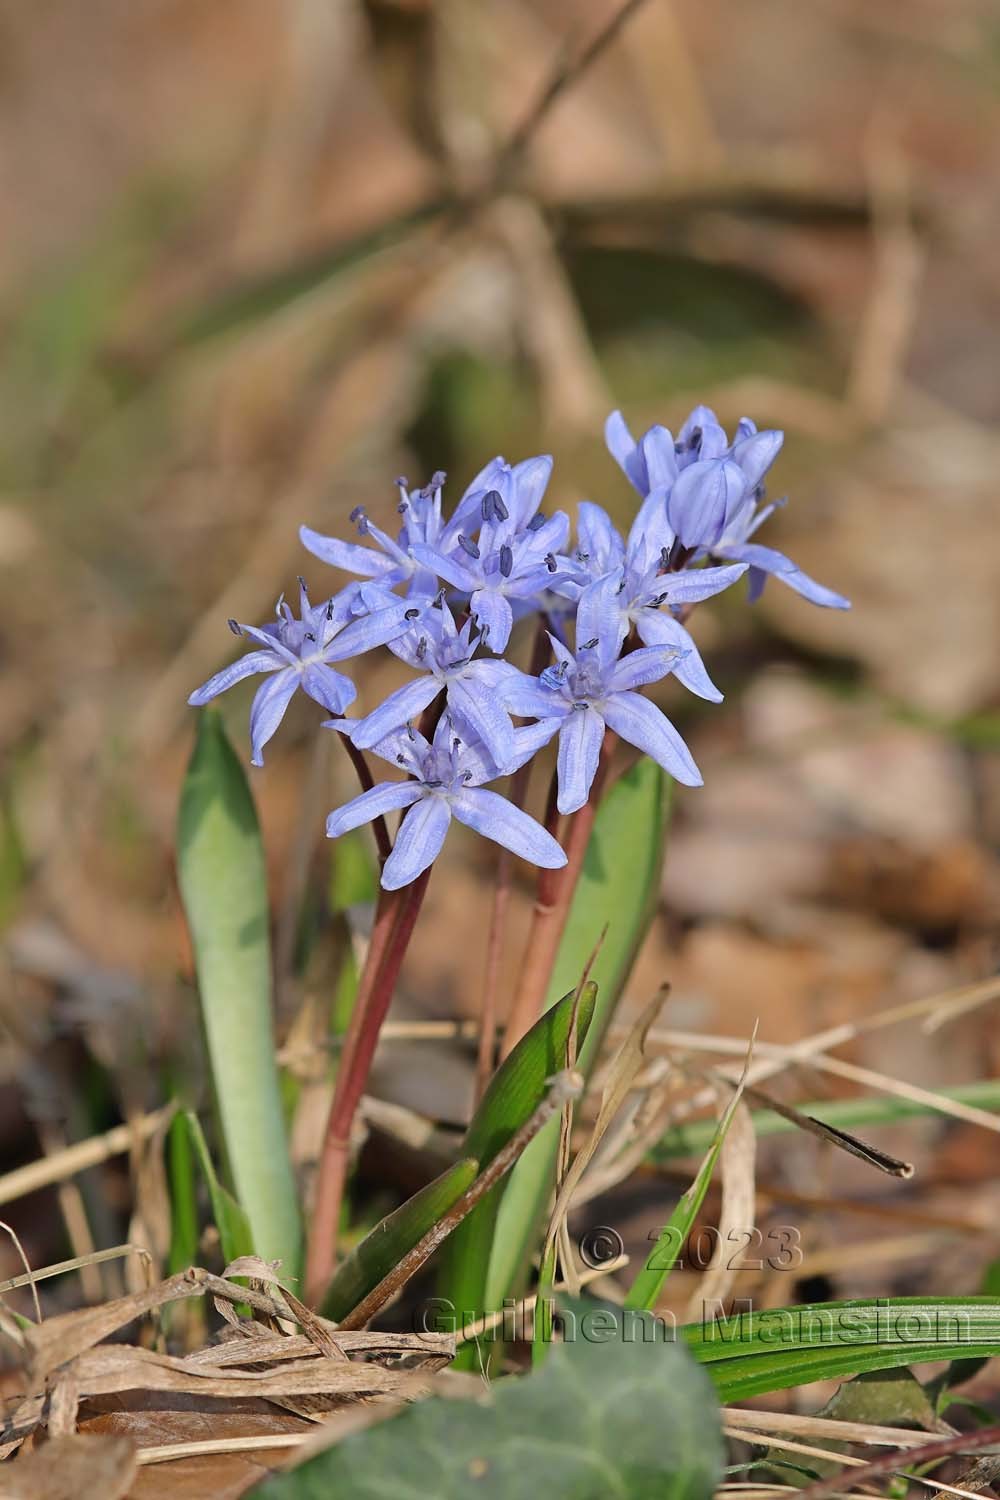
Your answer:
(404, 607), (421, 620)
(580, 637), (599, 650)
(227, 618), (242, 636)
(527, 512), (546, 532)
(458, 534), (480, 560)
(481, 488), (508, 523)
(326, 600), (335, 620)
(499, 544), (513, 578)
(415, 636), (428, 662)
(545, 553), (557, 573)
(304, 631), (316, 642)
(575, 549), (590, 564)
(430, 470), (447, 489)
(350, 505), (370, 536)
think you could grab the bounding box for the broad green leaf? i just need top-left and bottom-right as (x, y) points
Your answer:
(182, 1111), (254, 1265)
(439, 983), (598, 1364)
(819, 1367), (938, 1430)
(321, 1156), (479, 1322)
(681, 1297), (1000, 1400)
(177, 709), (301, 1274)
(252, 1303), (723, 1500)
(626, 1076), (745, 1311)
(485, 761), (671, 1313)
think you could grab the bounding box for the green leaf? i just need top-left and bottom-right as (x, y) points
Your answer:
(626, 1078), (744, 1312)
(182, 1110), (254, 1265)
(177, 709), (301, 1275)
(321, 1156), (479, 1322)
(166, 1111), (200, 1274)
(438, 983), (598, 1362)
(819, 1367), (939, 1430)
(252, 1303), (723, 1500)
(681, 1297), (1000, 1400)
(485, 761), (671, 1313)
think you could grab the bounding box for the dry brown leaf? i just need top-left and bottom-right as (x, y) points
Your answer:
(0, 1434), (136, 1500)
(685, 1097), (756, 1319)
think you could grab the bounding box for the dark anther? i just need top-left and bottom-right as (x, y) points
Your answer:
(575, 549), (589, 564)
(415, 636), (428, 661)
(689, 425), (702, 449)
(304, 631), (316, 642)
(527, 512), (546, 532)
(481, 489), (508, 523)
(326, 600), (335, 619)
(396, 754), (407, 764)
(430, 470), (447, 489)
(349, 505), (366, 523)
(227, 618), (242, 636)
(452, 737), (461, 754)
(462, 769), (473, 783)
(424, 778), (442, 788)
(499, 544), (513, 578)
(458, 534), (480, 560)
(405, 607), (421, 620)
(580, 637), (599, 650)
(406, 722), (416, 740)
(660, 546), (671, 571)
(545, 553), (557, 573)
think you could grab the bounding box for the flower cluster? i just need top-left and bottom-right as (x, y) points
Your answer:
(190, 407), (849, 887)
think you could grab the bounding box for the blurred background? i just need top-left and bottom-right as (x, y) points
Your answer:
(2, 0), (1000, 1320)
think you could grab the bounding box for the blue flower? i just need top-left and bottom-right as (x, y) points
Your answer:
(411, 454), (573, 651)
(605, 408), (850, 609)
(564, 501), (747, 702)
(500, 584), (702, 814)
(299, 472), (457, 599)
(348, 602), (519, 770)
(326, 716), (566, 890)
(188, 581), (425, 766)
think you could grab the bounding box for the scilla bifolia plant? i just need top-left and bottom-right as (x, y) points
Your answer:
(180, 406), (848, 1315)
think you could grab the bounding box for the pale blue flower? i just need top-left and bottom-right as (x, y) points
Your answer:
(326, 715), (566, 890)
(605, 408), (850, 609)
(500, 585), (702, 814)
(188, 581), (425, 766)
(348, 602), (519, 769)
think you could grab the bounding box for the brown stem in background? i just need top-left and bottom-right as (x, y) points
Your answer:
(500, 732), (617, 1060)
(305, 869), (431, 1304)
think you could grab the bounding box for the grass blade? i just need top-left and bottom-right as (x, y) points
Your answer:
(177, 709), (302, 1275)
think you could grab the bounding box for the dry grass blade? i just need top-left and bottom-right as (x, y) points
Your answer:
(0, 1220), (40, 1324)
(737, 1079), (914, 1178)
(0, 1107), (175, 1208)
(724, 1409), (942, 1449)
(0, 1244), (152, 1298)
(686, 1097), (755, 1321)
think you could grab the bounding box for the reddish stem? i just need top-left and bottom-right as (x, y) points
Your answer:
(500, 732), (617, 1060)
(305, 868), (431, 1304)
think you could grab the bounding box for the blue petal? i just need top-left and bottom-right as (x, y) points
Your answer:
(470, 588), (514, 653)
(326, 779), (423, 838)
(608, 645), (685, 693)
(325, 597), (423, 662)
(667, 460), (743, 549)
(577, 501), (624, 573)
(447, 673), (515, 769)
(723, 543), (851, 609)
(603, 691), (702, 786)
(510, 454), (553, 526)
(576, 574), (627, 673)
(730, 429), (783, 490)
(301, 663), (357, 714)
(381, 795), (451, 889)
(656, 562), (748, 606)
(454, 717), (560, 785)
(188, 650), (283, 706)
(452, 788), (567, 869)
(556, 706), (605, 814)
(639, 425), (678, 492)
(604, 410), (646, 494)
(299, 525), (396, 578)
(498, 672), (568, 720)
(350, 676), (441, 749)
(410, 543), (479, 593)
(249, 670), (300, 766)
(634, 611), (722, 703)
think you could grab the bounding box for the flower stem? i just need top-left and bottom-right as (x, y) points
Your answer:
(500, 732), (617, 1060)
(305, 868), (431, 1304)
(334, 731), (391, 867)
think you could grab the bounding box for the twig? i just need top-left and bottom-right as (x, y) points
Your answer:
(0, 1105), (175, 1207)
(797, 1424), (1000, 1500)
(0, 1221), (41, 1323)
(337, 1069), (584, 1330)
(493, 0), (655, 186)
(0, 1243), (152, 1297)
